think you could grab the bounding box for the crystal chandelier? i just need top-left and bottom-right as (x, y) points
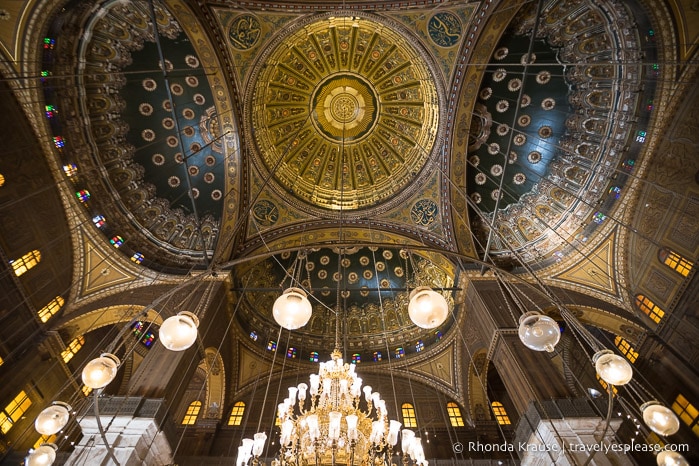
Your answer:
(271, 348), (425, 466)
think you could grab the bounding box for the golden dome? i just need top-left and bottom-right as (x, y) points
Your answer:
(248, 15), (441, 211)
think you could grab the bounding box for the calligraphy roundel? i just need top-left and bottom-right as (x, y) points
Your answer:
(252, 200), (279, 227)
(410, 199), (439, 226)
(248, 15), (442, 211)
(428, 12), (462, 48)
(228, 15), (261, 50)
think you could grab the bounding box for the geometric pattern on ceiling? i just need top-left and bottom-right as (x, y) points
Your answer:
(467, 0), (642, 264)
(247, 14), (442, 212)
(554, 229), (618, 297)
(80, 229), (137, 298)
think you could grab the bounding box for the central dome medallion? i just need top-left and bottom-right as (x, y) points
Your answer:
(249, 15), (441, 211)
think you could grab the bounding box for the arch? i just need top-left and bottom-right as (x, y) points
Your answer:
(468, 350), (490, 423)
(58, 305), (164, 342)
(199, 348), (225, 421)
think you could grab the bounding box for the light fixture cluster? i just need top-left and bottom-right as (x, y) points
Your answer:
(236, 349), (427, 466)
(25, 310), (201, 465)
(516, 307), (687, 466)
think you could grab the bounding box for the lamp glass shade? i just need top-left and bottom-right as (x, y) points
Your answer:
(593, 350), (633, 385)
(159, 311), (199, 351)
(35, 402), (71, 435)
(656, 450), (689, 466)
(81, 353), (120, 389)
(408, 287), (449, 329)
(642, 401), (680, 436)
(25, 443), (57, 466)
(273, 287), (312, 330)
(518, 311), (561, 352)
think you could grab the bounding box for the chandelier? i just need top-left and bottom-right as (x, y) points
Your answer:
(236, 347), (426, 466)
(279, 348), (418, 466)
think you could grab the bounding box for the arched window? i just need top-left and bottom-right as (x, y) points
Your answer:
(491, 402), (511, 425)
(415, 340), (424, 352)
(614, 336), (638, 363)
(352, 353), (361, 364)
(395, 347), (405, 359)
(309, 351), (319, 362)
(659, 248), (693, 277)
(401, 402), (417, 428)
(10, 250), (41, 277)
(267, 340), (277, 351)
(373, 351), (382, 362)
(635, 294), (665, 324)
(38, 296), (64, 323)
(182, 401), (201, 425)
(61, 336), (85, 363)
(447, 402), (464, 427)
(228, 401), (245, 426)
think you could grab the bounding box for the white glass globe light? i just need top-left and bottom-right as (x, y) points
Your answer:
(159, 311), (199, 351)
(593, 349), (633, 386)
(272, 287), (312, 330)
(35, 402), (71, 435)
(407, 287), (449, 329)
(25, 443), (57, 466)
(642, 401), (680, 436)
(656, 450), (689, 466)
(81, 353), (120, 389)
(518, 311), (561, 352)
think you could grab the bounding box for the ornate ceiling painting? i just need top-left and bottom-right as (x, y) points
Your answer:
(245, 14), (443, 214)
(233, 246), (454, 359)
(465, 1), (643, 272)
(44, 0), (239, 271)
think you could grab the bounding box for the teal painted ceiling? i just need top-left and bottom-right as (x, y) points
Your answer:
(468, 35), (570, 213)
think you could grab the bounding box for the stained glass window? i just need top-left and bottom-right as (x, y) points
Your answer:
(110, 236), (124, 248)
(415, 340), (424, 352)
(92, 215), (106, 228)
(310, 351), (319, 362)
(131, 252), (144, 264)
(267, 340), (277, 351)
(62, 164), (77, 177)
(249, 331), (258, 341)
(131, 322), (155, 348)
(596, 374), (618, 395)
(395, 347), (405, 359)
(373, 351), (382, 362)
(75, 190), (90, 202)
(53, 136), (65, 148)
(287, 348), (297, 358)
(352, 353), (361, 364)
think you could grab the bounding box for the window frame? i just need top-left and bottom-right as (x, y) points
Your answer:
(228, 401), (246, 426)
(447, 402), (465, 427)
(491, 401), (511, 425)
(182, 401), (202, 425)
(401, 402), (417, 428)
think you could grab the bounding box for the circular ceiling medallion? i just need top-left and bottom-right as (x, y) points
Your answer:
(248, 14), (441, 211)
